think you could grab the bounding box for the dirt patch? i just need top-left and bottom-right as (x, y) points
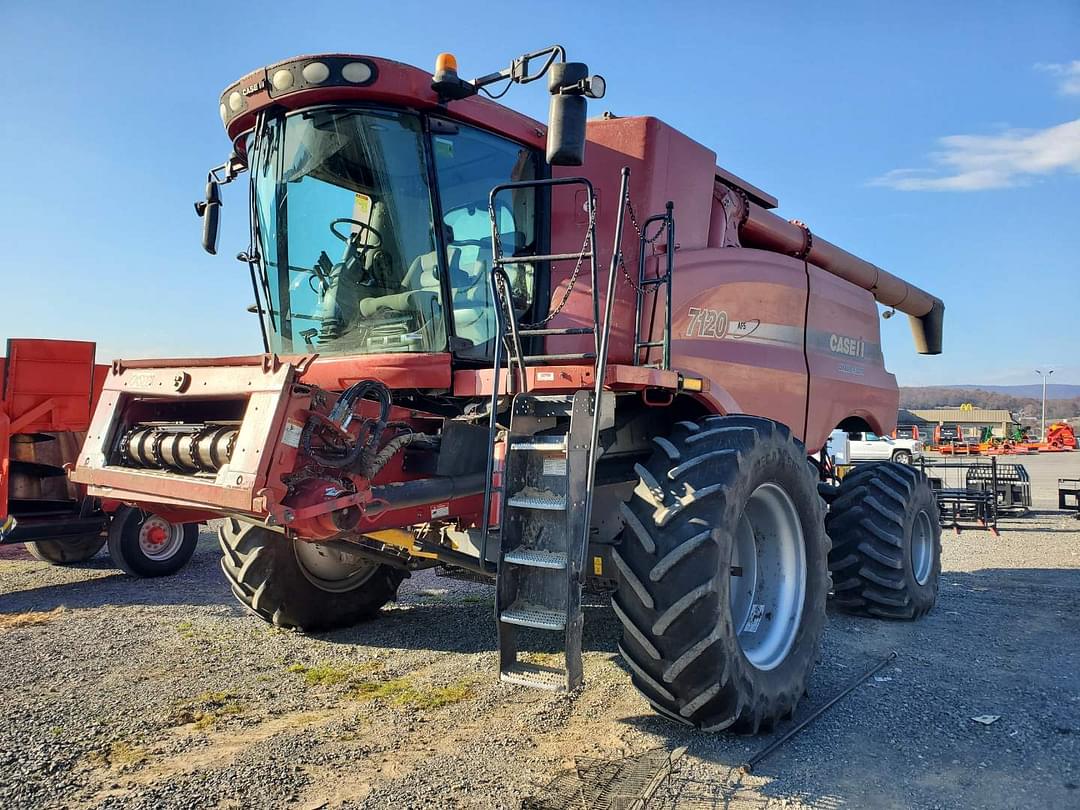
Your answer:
(0, 606), (66, 632)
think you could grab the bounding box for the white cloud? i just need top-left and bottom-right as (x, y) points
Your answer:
(871, 118), (1080, 191)
(1036, 60), (1080, 95)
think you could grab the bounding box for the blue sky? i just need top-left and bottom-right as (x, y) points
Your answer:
(1, 1), (1077, 386)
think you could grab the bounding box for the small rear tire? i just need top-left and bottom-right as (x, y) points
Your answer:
(107, 507), (199, 578)
(218, 518), (405, 632)
(826, 462), (940, 619)
(25, 533), (106, 564)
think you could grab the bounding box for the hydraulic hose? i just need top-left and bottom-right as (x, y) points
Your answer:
(303, 380), (393, 473)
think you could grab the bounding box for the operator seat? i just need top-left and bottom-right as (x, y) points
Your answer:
(362, 201), (402, 293)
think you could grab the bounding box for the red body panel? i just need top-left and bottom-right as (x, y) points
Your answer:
(804, 267), (898, 449)
(1, 339), (105, 521)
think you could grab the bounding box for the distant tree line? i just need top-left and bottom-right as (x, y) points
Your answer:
(899, 387), (1080, 419)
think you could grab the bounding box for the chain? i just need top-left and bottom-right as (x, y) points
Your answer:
(509, 202), (596, 329)
(619, 196), (668, 295)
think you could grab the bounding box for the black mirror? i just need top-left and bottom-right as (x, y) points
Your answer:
(195, 179), (222, 255)
(546, 62), (604, 166)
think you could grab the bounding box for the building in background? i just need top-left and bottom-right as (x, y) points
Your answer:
(897, 408), (1018, 441)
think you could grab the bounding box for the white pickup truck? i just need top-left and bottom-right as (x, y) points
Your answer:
(846, 431), (923, 464)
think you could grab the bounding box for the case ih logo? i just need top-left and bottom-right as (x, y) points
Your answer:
(242, 79), (266, 96)
(829, 333), (866, 358)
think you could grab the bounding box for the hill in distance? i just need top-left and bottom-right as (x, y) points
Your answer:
(952, 383), (1080, 399)
(900, 384), (1080, 418)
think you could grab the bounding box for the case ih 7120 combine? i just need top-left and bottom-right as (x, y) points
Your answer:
(71, 46), (945, 732)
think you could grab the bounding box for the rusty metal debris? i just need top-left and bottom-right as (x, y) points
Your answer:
(522, 745), (687, 810)
(742, 651), (899, 774)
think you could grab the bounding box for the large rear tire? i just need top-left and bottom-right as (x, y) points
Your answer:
(613, 415), (829, 733)
(826, 462), (941, 619)
(218, 518), (406, 632)
(107, 507), (199, 578)
(25, 533), (106, 564)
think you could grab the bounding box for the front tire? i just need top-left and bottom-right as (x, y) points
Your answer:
(613, 415), (829, 732)
(25, 533), (106, 564)
(891, 450), (912, 465)
(826, 462), (940, 619)
(218, 518), (405, 632)
(107, 507), (199, 577)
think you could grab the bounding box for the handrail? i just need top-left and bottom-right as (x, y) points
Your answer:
(579, 167), (631, 568)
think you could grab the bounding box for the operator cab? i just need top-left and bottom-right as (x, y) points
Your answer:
(197, 48), (604, 364)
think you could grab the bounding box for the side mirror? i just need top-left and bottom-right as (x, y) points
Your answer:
(194, 179), (222, 255)
(546, 62), (605, 166)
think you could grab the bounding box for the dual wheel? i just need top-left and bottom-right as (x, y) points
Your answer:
(26, 507), (199, 578)
(614, 415), (940, 732)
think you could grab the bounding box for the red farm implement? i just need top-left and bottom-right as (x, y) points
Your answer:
(1, 339), (199, 576)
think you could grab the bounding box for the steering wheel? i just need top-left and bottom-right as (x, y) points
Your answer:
(330, 218), (383, 248)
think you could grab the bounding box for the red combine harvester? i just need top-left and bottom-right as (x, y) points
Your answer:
(1042, 423), (1077, 451)
(1, 339), (198, 576)
(71, 46), (945, 732)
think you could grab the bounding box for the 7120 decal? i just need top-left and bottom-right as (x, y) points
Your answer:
(685, 307), (760, 340)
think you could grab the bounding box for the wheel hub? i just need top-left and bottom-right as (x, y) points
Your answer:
(729, 483), (807, 671)
(137, 516), (185, 561)
(911, 509), (934, 585)
(293, 541), (379, 593)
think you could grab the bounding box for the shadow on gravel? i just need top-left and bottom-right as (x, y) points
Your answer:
(0, 548), (232, 614)
(312, 600), (622, 656)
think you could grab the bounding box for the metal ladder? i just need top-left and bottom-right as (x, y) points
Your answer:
(481, 170), (631, 691)
(631, 202), (676, 369)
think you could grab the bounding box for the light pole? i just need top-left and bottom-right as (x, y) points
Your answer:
(1036, 369), (1053, 440)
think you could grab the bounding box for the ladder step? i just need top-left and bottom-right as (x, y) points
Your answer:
(503, 548), (568, 569)
(506, 491), (567, 510)
(635, 341), (665, 348)
(510, 436), (568, 452)
(501, 661), (568, 691)
(639, 275), (669, 285)
(500, 601), (566, 630)
(494, 252), (592, 265)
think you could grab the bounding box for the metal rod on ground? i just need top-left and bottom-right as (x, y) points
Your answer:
(742, 650), (898, 774)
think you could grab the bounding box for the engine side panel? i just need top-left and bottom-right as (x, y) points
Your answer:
(804, 265), (898, 452)
(668, 248), (809, 437)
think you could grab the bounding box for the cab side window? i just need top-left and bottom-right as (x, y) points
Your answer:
(431, 120), (540, 355)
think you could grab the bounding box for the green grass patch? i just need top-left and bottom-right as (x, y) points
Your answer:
(168, 690), (244, 729)
(457, 594), (494, 605)
(85, 740), (147, 770)
(350, 677), (473, 709)
(287, 660), (383, 687)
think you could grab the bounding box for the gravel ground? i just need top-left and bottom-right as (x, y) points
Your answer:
(1, 453), (1078, 809)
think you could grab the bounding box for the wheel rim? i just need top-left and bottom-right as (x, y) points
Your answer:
(729, 483), (807, 672)
(293, 541), (379, 593)
(895, 453), (911, 464)
(911, 509), (934, 585)
(138, 516), (185, 561)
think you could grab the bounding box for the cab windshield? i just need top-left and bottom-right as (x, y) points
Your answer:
(252, 109), (445, 355)
(250, 107), (540, 357)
